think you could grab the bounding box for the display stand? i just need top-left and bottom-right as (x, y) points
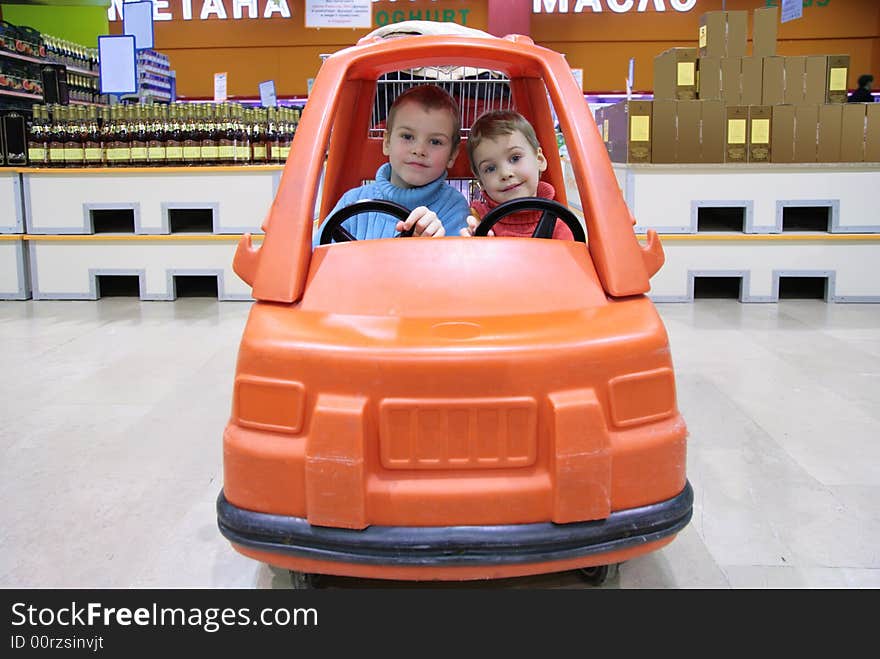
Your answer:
(0, 169), (28, 298)
(20, 165), (281, 300)
(563, 158), (880, 302)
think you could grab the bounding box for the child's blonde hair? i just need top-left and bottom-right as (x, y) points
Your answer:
(467, 110), (540, 174)
(386, 85), (462, 142)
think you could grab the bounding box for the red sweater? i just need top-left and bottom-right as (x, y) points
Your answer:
(469, 181), (575, 240)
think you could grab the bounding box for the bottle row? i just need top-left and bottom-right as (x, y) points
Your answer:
(26, 102), (302, 168)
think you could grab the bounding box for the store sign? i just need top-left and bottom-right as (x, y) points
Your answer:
(306, 0), (372, 28)
(532, 0), (697, 13)
(108, 0), (293, 22)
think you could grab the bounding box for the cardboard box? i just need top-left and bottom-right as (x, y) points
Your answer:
(725, 105), (749, 163)
(726, 11), (748, 58)
(677, 100), (702, 163)
(805, 55), (828, 105)
(740, 56), (764, 107)
(753, 7), (778, 57)
(606, 99), (653, 164)
(794, 104), (818, 163)
(749, 106), (772, 163)
(699, 11), (726, 58)
(650, 99), (676, 163)
(817, 103), (843, 162)
(721, 57), (742, 105)
(654, 47), (698, 101)
(771, 105), (796, 163)
(697, 57), (722, 100)
(701, 100), (726, 163)
(783, 56), (806, 104)
(866, 103), (880, 162)
(840, 103), (867, 162)
(826, 54), (850, 104)
(762, 56), (785, 106)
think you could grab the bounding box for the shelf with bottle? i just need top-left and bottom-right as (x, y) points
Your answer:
(25, 101), (301, 169)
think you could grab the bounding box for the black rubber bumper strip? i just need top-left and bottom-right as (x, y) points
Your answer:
(217, 480), (693, 567)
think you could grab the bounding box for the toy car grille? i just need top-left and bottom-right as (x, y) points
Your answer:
(369, 66), (513, 138)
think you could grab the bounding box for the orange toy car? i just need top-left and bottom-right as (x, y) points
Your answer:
(217, 26), (691, 587)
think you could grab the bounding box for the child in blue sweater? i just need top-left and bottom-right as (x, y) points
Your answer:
(313, 85), (470, 245)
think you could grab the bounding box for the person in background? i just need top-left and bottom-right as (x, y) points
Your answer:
(848, 74), (874, 103)
(313, 84), (469, 245)
(460, 109), (574, 240)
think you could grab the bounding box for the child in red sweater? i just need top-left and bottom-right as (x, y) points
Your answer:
(460, 109), (574, 240)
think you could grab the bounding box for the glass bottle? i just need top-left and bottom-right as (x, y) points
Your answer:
(147, 104), (167, 167)
(182, 104), (200, 165)
(233, 104), (250, 164)
(267, 106), (280, 164)
(99, 106), (112, 167)
(129, 104), (148, 166)
(201, 103), (219, 165)
(47, 105), (66, 167)
(218, 103), (235, 165)
(83, 105), (103, 167)
(250, 108), (268, 164)
(165, 104), (183, 166)
(27, 104), (48, 167)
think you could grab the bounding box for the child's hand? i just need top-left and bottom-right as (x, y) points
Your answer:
(459, 214), (494, 237)
(397, 206), (445, 237)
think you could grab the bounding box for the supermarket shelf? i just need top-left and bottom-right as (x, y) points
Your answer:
(66, 65), (99, 78)
(0, 49), (98, 77)
(140, 64), (171, 77)
(0, 89), (41, 100)
(0, 49), (42, 65)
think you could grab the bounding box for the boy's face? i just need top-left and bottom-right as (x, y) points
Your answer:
(383, 101), (459, 189)
(472, 131), (547, 205)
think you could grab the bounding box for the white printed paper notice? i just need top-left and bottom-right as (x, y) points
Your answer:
(306, 0), (371, 29)
(214, 72), (227, 102)
(781, 0), (803, 23)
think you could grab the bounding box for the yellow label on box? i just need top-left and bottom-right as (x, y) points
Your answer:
(235, 145), (250, 160)
(727, 119), (747, 144)
(677, 62), (695, 86)
(148, 147), (166, 159)
(751, 118), (770, 144)
(252, 145), (267, 159)
(63, 148), (82, 160)
(699, 25), (707, 49)
(49, 149), (65, 162)
(201, 146), (219, 159)
(165, 146), (183, 160)
(219, 146), (235, 158)
(630, 115), (650, 142)
(28, 147), (46, 161)
(603, 119), (609, 142)
(84, 148), (102, 161)
(182, 146), (200, 159)
(829, 67), (848, 91)
(130, 147), (148, 160)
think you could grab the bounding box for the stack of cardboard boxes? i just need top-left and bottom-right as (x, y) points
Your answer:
(598, 7), (880, 164)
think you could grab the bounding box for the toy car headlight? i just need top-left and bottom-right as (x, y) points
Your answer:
(608, 368), (677, 429)
(234, 376), (305, 434)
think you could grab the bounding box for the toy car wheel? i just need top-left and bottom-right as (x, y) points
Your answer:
(576, 563), (617, 586)
(318, 198), (414, 244)
(289, 570), (325, 590)
(473, 197), (586, 242)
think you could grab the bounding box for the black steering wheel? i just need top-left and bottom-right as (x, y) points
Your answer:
(474, 197), (586, 243)
(318, 199), (415, 245)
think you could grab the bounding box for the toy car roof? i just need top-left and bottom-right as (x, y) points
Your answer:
(233, 27), (663, 304)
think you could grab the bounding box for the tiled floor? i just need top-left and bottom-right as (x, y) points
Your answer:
(1, 298), (878, 589)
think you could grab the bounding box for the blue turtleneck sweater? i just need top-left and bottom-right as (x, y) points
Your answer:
(313, 163), (470, 246)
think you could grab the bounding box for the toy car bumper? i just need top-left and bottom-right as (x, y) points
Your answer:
(216, 480), (692, 568)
